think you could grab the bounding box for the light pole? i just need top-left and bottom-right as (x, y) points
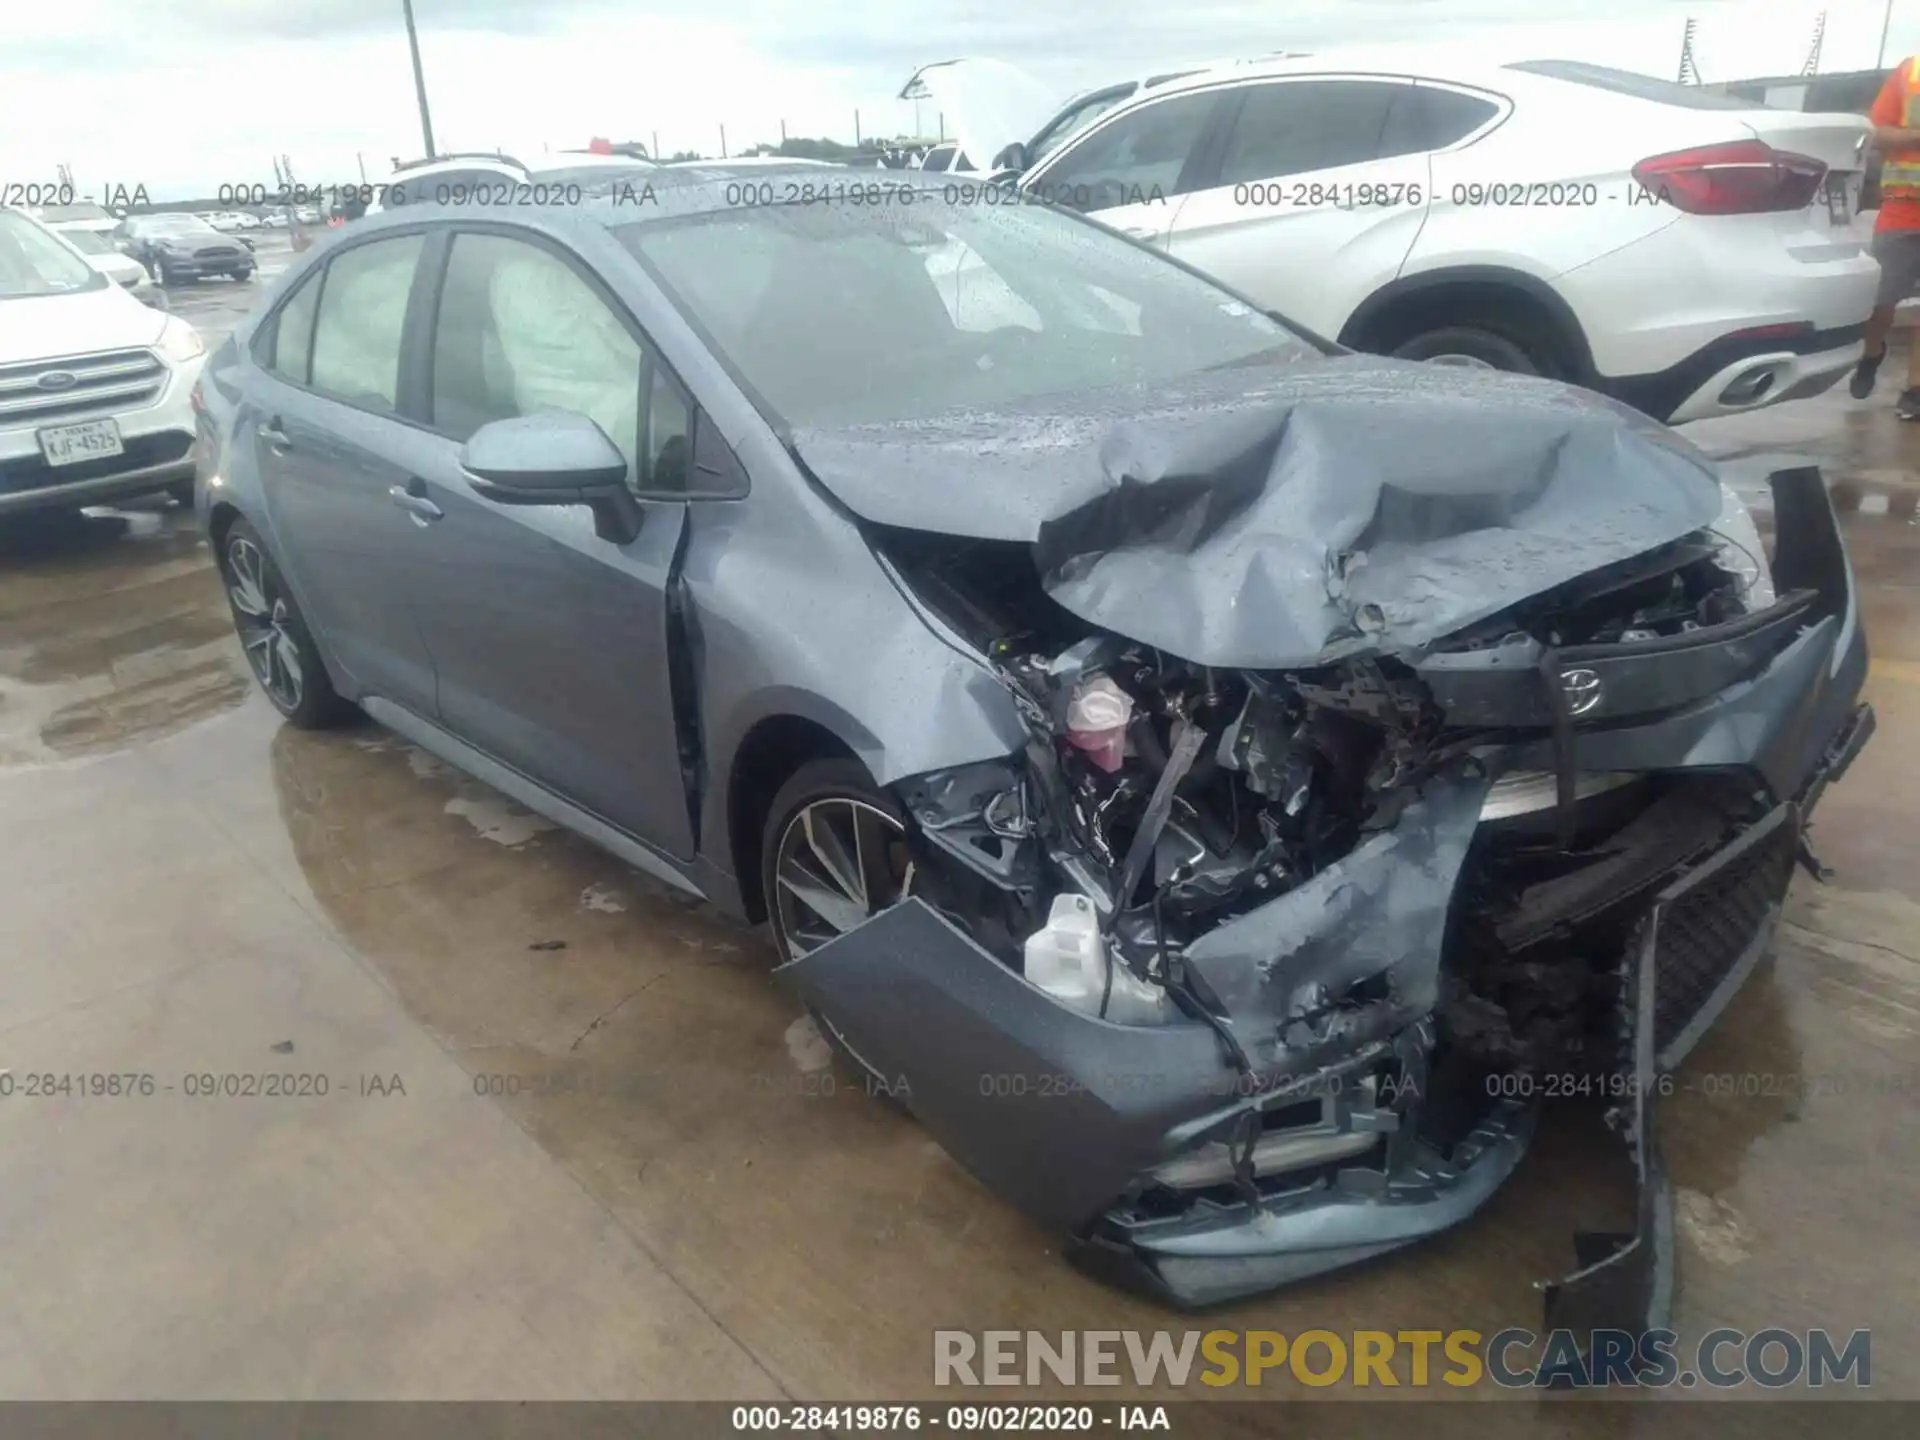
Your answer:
(402, 0), (437, 159)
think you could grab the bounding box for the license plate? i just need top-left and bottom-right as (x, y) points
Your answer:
(36, 418), (124, 468)
(1826, 173), (1854, 225)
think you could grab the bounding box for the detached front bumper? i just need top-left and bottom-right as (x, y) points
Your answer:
(778, 467), (1873, 1314)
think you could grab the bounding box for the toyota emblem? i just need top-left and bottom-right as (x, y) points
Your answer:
(1559, 667), (1604, 717)
(36, 371), (77, 392)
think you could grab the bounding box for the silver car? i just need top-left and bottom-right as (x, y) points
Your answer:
(193, 165), (1872, 1322)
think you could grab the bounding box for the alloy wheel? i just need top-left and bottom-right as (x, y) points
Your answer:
(224, 535), (304, 713)
(772, 797), (915, 956)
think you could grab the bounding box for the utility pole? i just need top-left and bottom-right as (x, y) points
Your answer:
(1677, 17), (1702, 85)
(1803, 10), (1827, 75)
(357, 152), (368, 182)
(854, 109), (862, 146)
(400, 0), (437, 159)
(652, 131), (660, 160)
(720, 123), (728, 158)
(1879, 0), (1896, 68)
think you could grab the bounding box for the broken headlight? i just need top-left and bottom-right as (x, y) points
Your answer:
(1712, 481), (1776, 610)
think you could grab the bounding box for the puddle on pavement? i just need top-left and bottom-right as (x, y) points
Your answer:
(0, 508), (249, 765)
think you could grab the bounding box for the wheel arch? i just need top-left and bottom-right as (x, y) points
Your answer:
(1338, 265), (1597, 384)
(726, 713), (861, 924)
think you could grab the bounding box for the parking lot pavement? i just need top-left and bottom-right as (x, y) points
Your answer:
(1, 383), (1918, 1402)
(161, 231), (300, 349)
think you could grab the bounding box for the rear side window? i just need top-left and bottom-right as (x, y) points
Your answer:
(1505, 61), (1754, 110)
(268, 273), (322, 384)
(1215, 80), (1404, 185)
(308, 234), (425, 412)
(1381, 87), (1501, 154)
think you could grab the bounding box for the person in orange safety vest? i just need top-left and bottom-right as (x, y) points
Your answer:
(1850, 56), (1920, 417)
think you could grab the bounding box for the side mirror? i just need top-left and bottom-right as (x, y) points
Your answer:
(461, 412), (643, 544)
(991, 141), (1031, 174)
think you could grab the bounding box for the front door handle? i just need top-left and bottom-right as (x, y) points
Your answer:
(258, 418), (292, 451)
(1120, 225), (1160, 242)
(388, 479), (443, 526)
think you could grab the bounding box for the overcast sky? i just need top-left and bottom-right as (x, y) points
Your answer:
(7, 0), (1920, 198)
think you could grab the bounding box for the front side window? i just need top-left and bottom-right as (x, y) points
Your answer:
(1030, 90), (1219, 211)
(429, 232), (642, 483)
(308, 233), (425, 411)
(1027, 87), (1135, 163)
(0, 210), (106, 298)
(1214, 80), (1403, 186)
(619, 194), (1314, 429)
(645, 367), (692, 492)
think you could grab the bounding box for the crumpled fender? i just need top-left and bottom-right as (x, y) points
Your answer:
(774, 772), (1493, 1233)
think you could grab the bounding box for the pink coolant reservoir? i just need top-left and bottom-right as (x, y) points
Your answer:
(1065, 675), (1134, 773)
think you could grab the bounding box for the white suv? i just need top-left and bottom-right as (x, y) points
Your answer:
(0, 208), (206, 517)
(923, 48), (1877, 424)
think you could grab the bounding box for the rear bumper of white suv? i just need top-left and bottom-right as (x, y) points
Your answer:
(1555, 211), (1877, 423)
(1594, 323), (1866, 425)
(0, 348), (203, 517)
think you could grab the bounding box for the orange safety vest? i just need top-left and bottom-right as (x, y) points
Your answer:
(1884, 57), (1920, 198)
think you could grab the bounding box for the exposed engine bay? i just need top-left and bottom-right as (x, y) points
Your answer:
(879, 521), (1771, 1077)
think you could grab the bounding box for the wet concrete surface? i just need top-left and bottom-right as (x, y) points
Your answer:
(1, 358), (1918, 1408)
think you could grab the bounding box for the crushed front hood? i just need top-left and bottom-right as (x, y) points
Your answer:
(791, 357), (1727, 669)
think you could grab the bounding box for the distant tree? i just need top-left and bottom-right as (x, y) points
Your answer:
(666, 150), (704, 162)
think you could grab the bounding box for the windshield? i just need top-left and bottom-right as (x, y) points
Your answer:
(617, 194), (1316, 428)
(60, 228), (113, 255)
(0, 210), (108, 298)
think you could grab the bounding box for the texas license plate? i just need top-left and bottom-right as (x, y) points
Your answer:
(1827, 173), (1854, 225)
(36, 418), (123, 468)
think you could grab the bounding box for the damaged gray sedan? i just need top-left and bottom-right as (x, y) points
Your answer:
(194, 168), (1874, 1325)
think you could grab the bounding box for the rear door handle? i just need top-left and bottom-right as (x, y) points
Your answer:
(258, 418), (292, 451)
(388, 478), (443, 526)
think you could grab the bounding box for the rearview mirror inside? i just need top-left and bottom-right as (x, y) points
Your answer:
(461, 412), (643, 544)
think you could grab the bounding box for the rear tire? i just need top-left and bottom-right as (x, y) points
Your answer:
(1389, 324), (1543, 375)
(217, 518), (353, 730)
(760, 757), (916, 1103)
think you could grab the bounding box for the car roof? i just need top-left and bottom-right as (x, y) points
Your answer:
(330, 163), (952, 238)
(1139, 44), (1551, 99)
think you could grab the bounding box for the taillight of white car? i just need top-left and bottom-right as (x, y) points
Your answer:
(1631, 140), (1828, 215)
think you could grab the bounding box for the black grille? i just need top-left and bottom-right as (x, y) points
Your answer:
(1649, 812), (1797, 1062)
(0, 430), (193, 495)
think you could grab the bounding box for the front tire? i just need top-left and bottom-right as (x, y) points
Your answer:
(218, 519), (352, 729)
(761, 757), (916, 1095)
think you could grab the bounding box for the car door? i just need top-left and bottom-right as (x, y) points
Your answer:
(1021, 88), (1229, 248)
(1160, 77), (1442, 338)
(249, 232), (441, 712)
(393, 226), (697, 856)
